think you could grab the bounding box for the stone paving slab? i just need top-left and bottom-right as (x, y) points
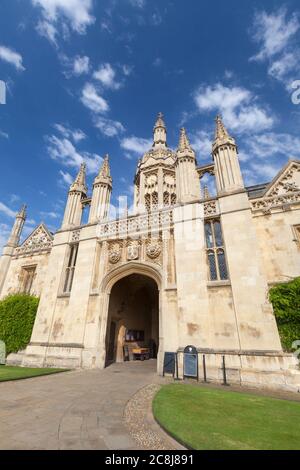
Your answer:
(0, 360), (163, 450)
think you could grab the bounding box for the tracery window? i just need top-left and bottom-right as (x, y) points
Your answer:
(205, 220), (229, 281)
(63, 243), (79, 294)
(163, 192), (177, 207)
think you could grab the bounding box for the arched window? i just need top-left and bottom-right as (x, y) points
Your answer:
(152, 192), (158, 211)
(163, 191), (170, 207)
(205, 220), (229, 281)
(145, 194), (151, 212)
(171, 193), (177, 206)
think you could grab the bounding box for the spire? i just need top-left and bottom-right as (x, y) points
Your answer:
(154, 112), (166, 130)
(6, 204), (26, 247)
(94, 154), (112, 186)
(70, 163), (87, 193)
(99, 155), (111, 178)
(153, 112), (167, 148)
(178, 128), (192, 152)
(213, 115), (236, 148)
(17, 204), (27, 220)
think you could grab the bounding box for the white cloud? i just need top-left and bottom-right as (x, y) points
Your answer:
(194, 83), (274, 134)
(40, 211), (60, 219)
(151, 12), (162, 26)
(190, 130), (212, 157)
(245, 162), (281, 184)
(32, 0), (95, 35)
(73, 55), (90, 75)
(36, 20), (58, 46)
(59, 170), (73, 186)
(93, 63), (121, 90)
(0, 202), (16, 218)
(0, 130), (9, 139)
(46, 134), (103, 174)
(245, 132), (300, 159)
(121, 136), (152, 155)
(250, 8), (300, 87)
(94, 117), (125, 137)
(153, 57), (162, 67)
(122, 64), (133, 76)
(129, 0), (146, 8)
(268, 52), (300, 82)
(54, 123), (86, 142)
(0, 45), (25, 71)
(250, 8), (299, 61)
(81, 83), (109, 114)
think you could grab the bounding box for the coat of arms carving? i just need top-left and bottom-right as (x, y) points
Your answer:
(108, 242), (122, 264)
(127, 241), (140, 261)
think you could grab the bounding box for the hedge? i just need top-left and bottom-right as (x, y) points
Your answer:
(0, 294), (39, 355)
(269, 277), (300, 352)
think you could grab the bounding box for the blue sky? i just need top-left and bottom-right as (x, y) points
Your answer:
(1, 0), (300, 250)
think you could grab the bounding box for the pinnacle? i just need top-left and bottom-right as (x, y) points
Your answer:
(99, 154), (111, 178)
(17, 204), (27, 219)
(178, 127), (192, 151)
(214, 114), (231, 142)
(71, 163), (87, 192)
(154, 112), (166, 129)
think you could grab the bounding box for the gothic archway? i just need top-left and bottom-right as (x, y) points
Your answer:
(105, 273), (159, 365)
(97, 262), (162, 371)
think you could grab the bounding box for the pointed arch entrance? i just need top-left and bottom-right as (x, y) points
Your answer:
(99, 262), (162, 370)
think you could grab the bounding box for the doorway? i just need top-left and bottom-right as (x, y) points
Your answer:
(105, 273), (159, 366)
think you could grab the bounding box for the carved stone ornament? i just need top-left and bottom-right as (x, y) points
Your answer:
(146, 240), (161, 259)
(15, 224), (53, 254)
(109, 243), (122, 264)
(127, 241), (140, 261)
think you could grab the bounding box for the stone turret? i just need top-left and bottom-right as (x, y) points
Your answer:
(153, 112), (167, 149)
(175, 128), (200, 204)
(212, 115), (244, 195)
(0, 204), (27, 295)
(62, 163), (87, 229)
(89, 155), (112, 223)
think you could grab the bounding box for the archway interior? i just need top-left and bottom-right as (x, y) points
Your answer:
(105, 273), (159, 365)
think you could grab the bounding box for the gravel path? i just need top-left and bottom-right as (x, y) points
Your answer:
(124, 384), (185, 450)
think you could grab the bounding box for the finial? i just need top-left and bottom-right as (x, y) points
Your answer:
(154, 112), (166, 129)
(215, 114), (231, 141)
(71, 162), (87, 192)
(178, 127), (192, 151)
(99, 154), (111, 178)
(17, 204), (27, 219)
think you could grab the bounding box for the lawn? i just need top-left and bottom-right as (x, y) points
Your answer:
(0, 365), (68, 382)
(153, 384), (300, 450)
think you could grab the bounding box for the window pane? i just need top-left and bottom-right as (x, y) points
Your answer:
(205, 223), (214, 248)
(208, 252), (218, 281)
(217, 250), (228, 280)
(214, 221), (223, 247)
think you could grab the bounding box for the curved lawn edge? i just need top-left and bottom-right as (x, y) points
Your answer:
(152, 383), (300, 450)
(152, 412), (193, 450)
(0, 366), (70, 382)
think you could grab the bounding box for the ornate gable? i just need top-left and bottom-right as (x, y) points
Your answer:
(251, 160), (300, 213)
(15, 223), (54, 255)
(264, 160), (300, 197)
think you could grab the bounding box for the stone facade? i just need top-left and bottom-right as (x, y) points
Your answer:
(1, 114), (300, 392)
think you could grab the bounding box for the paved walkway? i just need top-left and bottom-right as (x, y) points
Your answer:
(0, 360), (167, 450)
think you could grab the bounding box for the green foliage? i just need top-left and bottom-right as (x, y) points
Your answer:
(269, 278), (300, 351)
(0, 294), (39, 355)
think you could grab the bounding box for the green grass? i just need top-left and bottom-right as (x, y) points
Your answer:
(153, 384), (300, 450)
(0, 365), (68, 382)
